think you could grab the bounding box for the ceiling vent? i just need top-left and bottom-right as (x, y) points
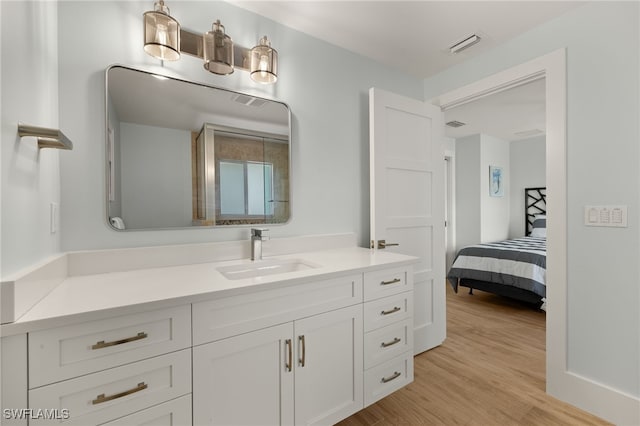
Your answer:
(449, 34), (481, 54)
(232, 94), (267, 107)
(446, 120), (466, 128)
(514, 128), (544, 137)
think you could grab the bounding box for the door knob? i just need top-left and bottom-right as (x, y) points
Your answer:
(377, 240), (399, 249)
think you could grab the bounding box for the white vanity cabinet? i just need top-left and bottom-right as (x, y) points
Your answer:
(193, 323), (294, 426)
(193, 305), (363, 426)
(362, 268), (415, 407)
(192, 274), (364, 426)
(26, 306), (192, 425)
(1, 247), (416, 426)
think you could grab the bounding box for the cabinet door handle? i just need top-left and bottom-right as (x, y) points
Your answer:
(381, 371), (401, 384)
(298, 335), (306, 367)
(285, 339), (292, 372)
(92, 382), (147, 405)
(380, 278), (401, 286)
(381, 337), (401, 348)
(381, 306), (402, 316)
(91, 332), (148, 350)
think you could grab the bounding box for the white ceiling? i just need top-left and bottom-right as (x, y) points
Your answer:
(229, 1), (578, 141)
(230, 1), (582, 79)
(444, 78), (546, 141)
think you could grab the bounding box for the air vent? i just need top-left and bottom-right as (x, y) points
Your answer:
(514, 129), (544, 137)
(446, 120), (466, 128)
(232, 94), (267, 107)
(449, 34), (481, 54)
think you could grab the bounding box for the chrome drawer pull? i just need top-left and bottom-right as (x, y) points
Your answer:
(92, 332), (148, 350)
(92, 382), (148, 405)
(299, 335), (306, 367)
(381, 371), (401, 384)
(381, 337), (401, 348)
(381, 306), (401, 316)
(285, 339), (292, 372)
(380, 278), (401, 286)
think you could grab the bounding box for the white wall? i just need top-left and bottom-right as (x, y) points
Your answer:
(509, 136), (545, 238)
(454, 133), (510, 247)
(119, 123), (192, 229)
(425, 0), (639, 408)
(479, 134), (510, 242)
(1, 2), (60, 277)
(454, 135), (481, 249)
(56, 1), (425, 252)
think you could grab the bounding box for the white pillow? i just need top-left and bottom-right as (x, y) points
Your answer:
(530, 227), (546, 238)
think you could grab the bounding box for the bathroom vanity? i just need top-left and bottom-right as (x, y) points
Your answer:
(1, 234), (416, 425)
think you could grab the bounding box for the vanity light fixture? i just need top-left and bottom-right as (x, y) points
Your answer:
(142, 2), (279, 83)
(143, 0), (181, 61)
(204, 20), (234, 75)
(250, 36), (278, 84)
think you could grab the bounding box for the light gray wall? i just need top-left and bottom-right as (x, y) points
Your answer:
(455, 133), (510, 247)
(57, 1), (425, 252)
(425, 1), (639, 400)
(509, 136), (545, 238)
(454, 135), (481, 249)
(119, 123), (192, 229)
(1, 2), (61, 277)
(480, 134), (510, 243)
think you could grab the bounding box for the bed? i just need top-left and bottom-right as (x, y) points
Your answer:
(447, 187), (547, 307)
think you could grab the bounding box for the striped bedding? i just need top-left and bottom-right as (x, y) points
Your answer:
(447, 236), (546, 298)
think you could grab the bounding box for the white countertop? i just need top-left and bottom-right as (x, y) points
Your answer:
(2, 247), (417, 336)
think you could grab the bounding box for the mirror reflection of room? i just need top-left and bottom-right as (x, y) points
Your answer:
(106, 65), (290, 230)
(193, 124), (289, 226)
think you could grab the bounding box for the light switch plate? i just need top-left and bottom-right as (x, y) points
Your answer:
(584, 205), (627, 227)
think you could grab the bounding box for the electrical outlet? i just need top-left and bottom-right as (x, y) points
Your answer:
(584, 205), (627, 228)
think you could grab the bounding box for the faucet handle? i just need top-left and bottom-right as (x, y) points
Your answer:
(251, 228), (269, 239)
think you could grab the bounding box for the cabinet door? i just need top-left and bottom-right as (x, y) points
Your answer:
(193, 322), (294, 426)
(294, 305), (363, 426)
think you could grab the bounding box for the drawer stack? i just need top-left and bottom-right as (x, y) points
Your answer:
(27, 306), (192, 425)
(362, 267), (414, 407)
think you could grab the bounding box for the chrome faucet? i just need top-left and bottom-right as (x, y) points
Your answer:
(250, 228), (269, 261)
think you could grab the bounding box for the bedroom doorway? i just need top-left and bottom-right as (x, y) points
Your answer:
(429, 49), (567, 400)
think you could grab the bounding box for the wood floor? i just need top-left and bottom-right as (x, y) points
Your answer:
(338, 285), (611, 426)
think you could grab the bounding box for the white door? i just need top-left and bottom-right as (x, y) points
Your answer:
(369, 87), (446, 354)
(294, 305), (363, 426)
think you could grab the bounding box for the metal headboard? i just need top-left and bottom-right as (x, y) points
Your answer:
(525, 187), (546, 235)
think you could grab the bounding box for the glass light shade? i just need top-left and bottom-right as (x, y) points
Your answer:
(143, 1), (180, 61)
(250, 36), (278, 84)
(203, 20), (234, 75)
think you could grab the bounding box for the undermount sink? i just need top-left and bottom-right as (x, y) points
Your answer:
(217, 258), (319, 280)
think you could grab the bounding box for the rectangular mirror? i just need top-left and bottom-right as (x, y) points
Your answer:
(106, 65), (291, 230)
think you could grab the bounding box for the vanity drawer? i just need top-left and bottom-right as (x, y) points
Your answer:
(364, 319), (413, 369)
(363, 292), (413, 332)
(192, 274), (363, 345)
(29, 305), (191, 388)
(364, 352), (414, 407)
(29, 349), (191, 425)
(100, 395), (192, 426)
(363, 267), (411, 301)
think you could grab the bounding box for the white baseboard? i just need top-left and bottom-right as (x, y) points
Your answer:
(548, 370), (640, 425)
